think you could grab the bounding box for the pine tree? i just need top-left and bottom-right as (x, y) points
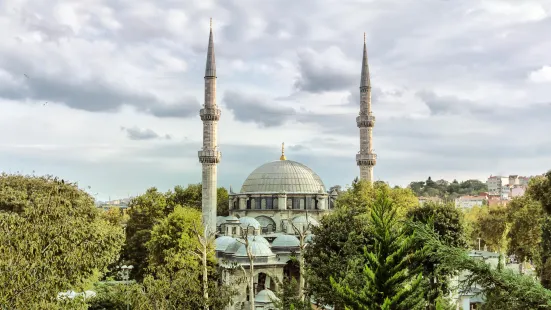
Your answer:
(330, 193), (425, 310)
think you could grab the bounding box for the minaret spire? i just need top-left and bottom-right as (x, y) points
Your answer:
(280, 142), (286, 160)
(199, 18), (221, 235)
(356, 33), (377, 183)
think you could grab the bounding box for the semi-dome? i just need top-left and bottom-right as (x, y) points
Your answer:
(224, 239), (244, 254)
(239, 217), (261, 229)
(272, 234), (300, 248)
(235, 240), (274, 257)
(240, 160), (326, 194)
(215, 236), (236, 251)
(255, 289), (279, 303)
(247, 235), (270, 247)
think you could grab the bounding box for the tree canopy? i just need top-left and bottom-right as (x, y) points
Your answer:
(0, 174), (124, 309)
(408, 177), (487, 200)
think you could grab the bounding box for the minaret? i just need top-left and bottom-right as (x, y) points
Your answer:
(198, 18), (221, 235)
(356, 33), (377, 183)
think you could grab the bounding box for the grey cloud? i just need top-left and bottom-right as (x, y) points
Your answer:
(416, 90), (483, 115)
(121, 127), (171, 140)
(288, 144), (309, 152)
(223, 91), (296, 127)
(293, 51), (356, 93)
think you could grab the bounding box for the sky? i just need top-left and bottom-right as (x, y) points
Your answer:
(1, 0), (550, 201)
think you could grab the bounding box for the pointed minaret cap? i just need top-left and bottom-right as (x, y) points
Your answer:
(205, 18), (216, 77)
(360, 32), (370, 88)
(280, 142), (287, 160)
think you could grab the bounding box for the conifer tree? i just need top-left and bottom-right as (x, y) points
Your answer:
(330, 193), (425, 310)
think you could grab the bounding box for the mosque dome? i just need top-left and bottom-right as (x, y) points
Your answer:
(215, 236), (236, 251)
(255, 289), (279, 303)
(235, 240), (274, 257)
(246, 235), (270, 247)
(240, 159), (326, 194)
(224, 239), (244, 254)
(239, 217), (261, 229)
(272, 234), (300, 248)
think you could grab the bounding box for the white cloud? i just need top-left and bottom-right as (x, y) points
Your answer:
(0, 0), (550, 200)
(529, 66), (551, 83)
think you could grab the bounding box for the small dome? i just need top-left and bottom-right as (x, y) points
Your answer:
(247, 235), (270, 247)
(225, 215), (239, 222)
(255, 289), (279, 303)
(215, 236), (236, 251)
(292, 215), (319, 226)
(240, 160), (326, 194)
(305, 234), (315, 244)
(235, 240), (274, 257)
(239, 217), (261, 229)
(224, 239), (244, 254)
(216, 216), (227, 225)
(272, 234), (300, 248)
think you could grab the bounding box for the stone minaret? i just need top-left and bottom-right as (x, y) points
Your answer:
(198, 18), (221, 235)
(356, 33), (377, 182)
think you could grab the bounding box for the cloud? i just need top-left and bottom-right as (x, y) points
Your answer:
(1, 0), (551, 200)
(223, 91), (296, 127)
(293, 47), (356, 93)
(529, 66), (551, 83)
(121, 127), (171, 141)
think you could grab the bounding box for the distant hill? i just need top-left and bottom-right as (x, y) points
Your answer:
(408, 177), (487, 200)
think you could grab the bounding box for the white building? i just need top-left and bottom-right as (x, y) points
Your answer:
(487, 175), (534, 200)
(198, 22), (376, 310)
(455, 195), (487, 209)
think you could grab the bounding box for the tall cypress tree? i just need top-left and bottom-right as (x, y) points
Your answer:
(330, 193), (425, 310)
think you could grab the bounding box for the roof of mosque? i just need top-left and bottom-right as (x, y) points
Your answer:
(235, 240), (274, 257)
(272, 234), (300, 248)
(214, 236), (236, 251)
(240, 160), (327, 194)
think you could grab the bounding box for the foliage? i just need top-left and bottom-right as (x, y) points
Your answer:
(100, 206), (127, 226)
(506, 196), (543, 266)
(330, 193), (425, 310)
(407, 201), (467, 308)
(409, 177), (487, 200)
(123, 188), (173, 281)
(462, 205), (489, 249)
(413, 221), (551, 309)
(477, 206), (510, 254)
(273, 277), (312, 310)
(305, 180), (419, 308)
(526, 171), (551, 214)
(87, 283), (131, 310)
(0, 174), (124, 309)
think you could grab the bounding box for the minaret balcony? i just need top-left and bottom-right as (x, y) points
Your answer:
(198, 150), (221, 164)
(356, 115), (375, 128)
(356, 153), (377, 166)
(200, 108), (221, 121)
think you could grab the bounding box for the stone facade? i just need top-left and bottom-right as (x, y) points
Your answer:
(357, 34), (377, 182)
(199, 21), (221, 236)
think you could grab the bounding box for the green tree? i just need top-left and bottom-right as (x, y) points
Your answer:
(145, 206), (234, 309)
(273, 278), (311, 310)
(407, 201), (467, 308)
(413, 221), (551, 309)
(330, 193), (425, 310)
(305, 180), (418, 308)
(123, 188), (173, 281)
(478, 206), (510, 255)
(507, 196), (543, 273)
(0, 174), (124, 309)
(526, 172), (551, 214)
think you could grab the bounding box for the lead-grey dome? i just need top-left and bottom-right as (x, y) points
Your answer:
(240, 160), (326, 194)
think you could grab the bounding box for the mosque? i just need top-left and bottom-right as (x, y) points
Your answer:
(197, 19), (376, 310)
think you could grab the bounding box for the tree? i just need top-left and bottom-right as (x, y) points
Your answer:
(413, 222), (551, 309)
(0, 174), (124, 309)
(101, 206), (125, 226)
(145, 206), (233, 309)
(290, 212), (313, 301)
(272, 277), (311, 310)
(526, 171), (551, 214)
(462, 205), (489, 249)
(305, 180), (418, 308)
(330, 193), (425, 310)
(407, 201), (467, 308)
(217, 187), (229, 216)
(123, 187), (173, 281)
(478, 206), (510, 255)
(507, 196), (543, 273)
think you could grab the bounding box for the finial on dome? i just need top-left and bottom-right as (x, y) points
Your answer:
(280, 142), (286, 160)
